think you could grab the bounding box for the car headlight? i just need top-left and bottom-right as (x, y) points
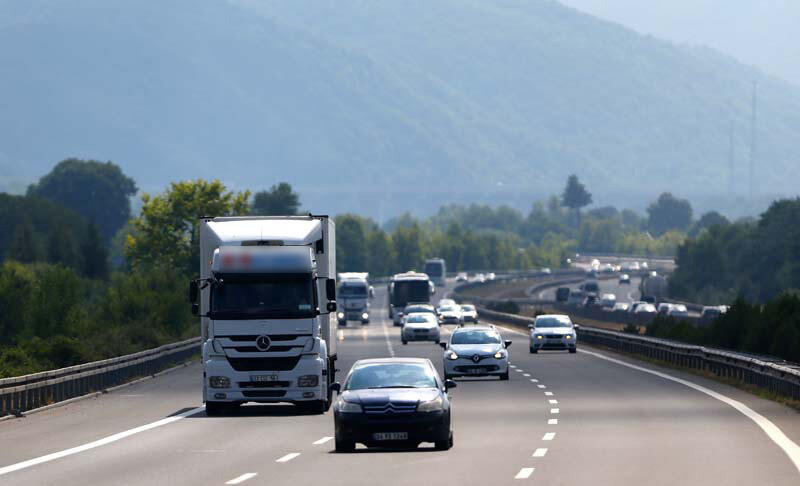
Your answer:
(565, 334), (573, 340)
(338, 399), (362, 413)
(362, 312), (369, 320)
(417, 395), (444, 412)
(337, 312), (345, 319)
(209, 376), (230, 388)
(446, 351), (458, 360)
(536, 335), (543, 340)
(494, 350), (506, 359)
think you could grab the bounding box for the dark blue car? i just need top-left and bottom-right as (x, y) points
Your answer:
(331, 358), (455, 452)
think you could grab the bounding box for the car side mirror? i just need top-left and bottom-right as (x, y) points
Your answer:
(329, 382), (341, 394)
(573, 324), (580, 330)
(444, 379), (457, 390)
(438, 342), (448, 350)
(528, 324), (534, 329)
(189, 280), (198, 304)
(504, 340), (512, 348)
(191, 303), (200, 316)
(327, 302), (337, 312)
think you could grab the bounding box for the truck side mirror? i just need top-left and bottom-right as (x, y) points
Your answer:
(326, 279), (336, 300)
(504, 340), (513, 348)
(189, 280), (198, 304)
(191, 303), (200, 316)
(438, 342), (448, 350)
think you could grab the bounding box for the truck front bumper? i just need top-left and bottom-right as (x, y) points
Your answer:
(204, 354), (326, 404)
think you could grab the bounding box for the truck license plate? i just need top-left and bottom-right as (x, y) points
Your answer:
(373, 432), (408, 441)
(251, 375), (278, 383)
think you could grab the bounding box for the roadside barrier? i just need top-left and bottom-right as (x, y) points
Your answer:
(0, 337), (200, 417)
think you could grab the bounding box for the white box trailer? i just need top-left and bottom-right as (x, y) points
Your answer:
(190, 215), (336, 415)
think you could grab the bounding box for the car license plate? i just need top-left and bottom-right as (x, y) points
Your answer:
(251, 375), (278, 383)
(373, 432), (408, 441)
(467, 368), (483, 374)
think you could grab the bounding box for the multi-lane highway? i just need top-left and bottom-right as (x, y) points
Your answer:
(535, 274), (642, 304)
(1, 284), (799, 485)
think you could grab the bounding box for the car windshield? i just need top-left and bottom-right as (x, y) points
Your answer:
(439, 306), (457, 312)
(406, 306), (433, 314)
(406, 314), (433, 324)
(535, 317), (572, 328)
(210, 274), (315, 319)
(340, 285), (367, 296)
(461, 305), (475, 311)
(345, 362), (437, 390)
(451, 330), (501, 345)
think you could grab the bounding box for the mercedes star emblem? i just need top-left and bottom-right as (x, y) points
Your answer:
(255, 335), (271, 351)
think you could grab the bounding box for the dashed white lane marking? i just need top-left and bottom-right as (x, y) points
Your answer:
(550, 408), (560, 414)
(549, 400), (558, 404)
(0, 406), (205, 477)
(276, 453), (300, 463)
(542, 432), (556, 441)
(381, 320), (396, 357)
(533, 448), (548, 457)
(515, 369), (524, 372)
(523, 373), (531, 377)
(226, 473), (257, 485)
(313, 437), (333, 445)
(530, 379), (539, 383)
(544, 391), (553, 396)
(515, 467), (535, 479)
(537, 385), (546, 389)
(548, 419), (558, 425)
(579, 348), (800, 475)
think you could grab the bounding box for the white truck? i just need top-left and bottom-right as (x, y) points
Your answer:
(424, 258), (446, 288)
(336, 272), (373, 326)
(387, 271), (435, 326)
(189, 215), (337, 415)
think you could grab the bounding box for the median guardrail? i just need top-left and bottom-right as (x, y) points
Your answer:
(476, 307), (800, 401)
(0, 337), (201, 417)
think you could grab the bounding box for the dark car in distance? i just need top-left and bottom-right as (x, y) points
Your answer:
(332, 358), (455, 452)
(555, 287), (570, 302)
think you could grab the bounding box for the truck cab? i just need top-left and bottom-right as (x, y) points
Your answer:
(388, 272), (435, 326)
(337, 272), (373, 325)
(190, 216), (336, 415)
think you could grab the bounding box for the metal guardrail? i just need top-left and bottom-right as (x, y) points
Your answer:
(476, 307), (800, 401)
(0, 337), (201, 417)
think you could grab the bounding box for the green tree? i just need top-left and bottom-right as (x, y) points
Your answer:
(125, 180), (250, 274)
(336, 214), (368, 272)
(47, 221), (79, 268)
(392, 223), (424, 272)
(561, 175), (592, 228)
(252, 182), (300, 215)
(690, 211), (729, 236)
(366, 229), (394, 276)
(8, 219), (39, 263)
(81, 222), (109, 279)
(646, 192), (693, 236)
(27, 158), (137, 241)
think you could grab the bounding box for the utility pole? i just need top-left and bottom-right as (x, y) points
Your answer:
(749, 81), (758, 202)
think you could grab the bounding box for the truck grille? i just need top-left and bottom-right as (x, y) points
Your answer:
(242, 391), (287, 398)
(220, 334), (308, 342)
(227, 356), (302, 372)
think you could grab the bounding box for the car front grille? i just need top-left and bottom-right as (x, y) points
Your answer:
(363, 403), (418, 415)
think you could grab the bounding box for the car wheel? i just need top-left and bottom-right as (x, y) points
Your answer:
(529, 347), (537, 354)
(569, 348), (577, 354)
(402, 339), (408, 345)
(500, 371), (509, 381)
(335, 437), (355, 453)
(435, 432), (453, 451)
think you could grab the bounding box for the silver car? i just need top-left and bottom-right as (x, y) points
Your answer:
(402, 313), (441, 344)
(529, 314), (577, 354)
(441, 326), (510, 380)
(459, 304), (478, 323)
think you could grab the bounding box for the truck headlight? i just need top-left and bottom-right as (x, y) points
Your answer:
(298, 375), (319, 387)
(338, 400), (362, 413)
(447, 351), (458, 360)
(362, 312), (369, 320)
(337, 312), (345, 320)
(494, 350), (506, 359)
(417, 395), (444, 412)
(209, 376), (230, 388)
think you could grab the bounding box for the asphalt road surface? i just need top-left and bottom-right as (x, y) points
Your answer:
(1, 283), (799, 485)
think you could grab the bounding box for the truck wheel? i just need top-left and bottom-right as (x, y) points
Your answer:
(299, 400), (326, 415)
(205, 401), (227, 416)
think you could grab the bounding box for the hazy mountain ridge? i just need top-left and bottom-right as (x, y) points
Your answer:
(1, 0), (798, 217)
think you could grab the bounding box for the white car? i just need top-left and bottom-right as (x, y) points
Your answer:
(455, 272), (468, 282)
(611, 302), (630, 312)
(667, 304), (689, 318)
(459, 304), (478, 323)
(529, 314), (577, 354)
(634, 303), (657, 316)
(437, 304), (463, 325)
(402, 313), (441, 344)
(629, 301), (647, 313)
(600, 293), (617, 308)
(438, 298), (457, 308)
(441, 326), (510, 380)
(541, 267), (552, 275)
(657, 303), (674, 315)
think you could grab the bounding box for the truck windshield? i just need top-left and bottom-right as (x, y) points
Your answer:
(424, 262), (444, 277)
(392, 281), (430, 307)
(340, 285), (367, 297)
(210, 274), (316, 319)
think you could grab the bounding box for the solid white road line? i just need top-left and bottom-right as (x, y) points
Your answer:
(226, 473), (257, 485)
(550, 408), (560, 414)
(542, 432), (556, 441)
(548, 419), (558, 425)
(515, 467), (535, 479)
(533, 448), (548, 457)
(276, 453), (300, 463)
(544, 391), (553, 396)
(313, 437), (333, 445)
(0, 406), (205, 477)
(381, 320), (396, 358)
(549, 400), (558, 404)
(579, 348), (800, 475)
